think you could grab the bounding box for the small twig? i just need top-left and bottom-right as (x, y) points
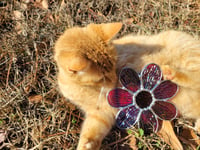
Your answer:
(88, 8), (97, 20)
(1, 93), (19, 108)
(16, 73), (34, 87)
(106, 134), (132, 147)
(0, 143), (13, 149)
(33, 42), (39, 83)
(24, 119), (30, 150)
(128, 0), (135, 10)
(65, 110), (72, 137)
(29, 136), (58, 150)
(45, 132), (66, 138)
(71, 111), (84, 121)
(76, 111), (82, 123)
(41, 115), (52, 131)
(6, 53), (14, 88)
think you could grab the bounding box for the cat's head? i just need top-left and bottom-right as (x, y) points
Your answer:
(54, 22), (122, 87)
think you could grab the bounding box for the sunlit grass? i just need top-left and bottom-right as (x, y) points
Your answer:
(0, 0), (199, 149)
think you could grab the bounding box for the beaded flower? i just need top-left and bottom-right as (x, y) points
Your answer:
(107, 63), (178, 133)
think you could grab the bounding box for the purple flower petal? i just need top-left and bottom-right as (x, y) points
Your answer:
(116, 106), (140, 129)
(139, 110), (158, 133)
(152, 101), (177, 120)
(153, 80), (178, 101)
(107, 88), (133, 108)
(141, 63), (162, 90)
(119, 67), (140, 92)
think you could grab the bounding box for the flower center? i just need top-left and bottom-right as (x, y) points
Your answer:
(135, 91), (152, 109)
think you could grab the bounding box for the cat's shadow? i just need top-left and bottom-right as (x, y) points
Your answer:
(114, 42), (164, 73)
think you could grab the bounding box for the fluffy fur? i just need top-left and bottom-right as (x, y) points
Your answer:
(54, 23), (200, 150)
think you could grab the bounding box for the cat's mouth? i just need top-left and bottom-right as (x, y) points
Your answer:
(97, 76), (112, 84)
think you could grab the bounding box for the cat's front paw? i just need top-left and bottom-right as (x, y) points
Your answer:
(77, 137), (101, 150)
(161, 65), (176, 80)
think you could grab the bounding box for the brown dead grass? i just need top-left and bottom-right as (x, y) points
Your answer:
(0, 0), (199, 149)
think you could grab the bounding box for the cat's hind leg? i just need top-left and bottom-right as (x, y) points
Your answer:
(161, 65), (200, 90)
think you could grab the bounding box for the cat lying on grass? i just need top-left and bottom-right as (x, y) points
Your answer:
(54, 22), (200, 150)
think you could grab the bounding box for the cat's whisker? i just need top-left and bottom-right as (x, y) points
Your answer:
(97, 76), (107, 106)
(97, 86), (105, 108)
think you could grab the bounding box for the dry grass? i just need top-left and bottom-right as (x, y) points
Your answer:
(0, 0), (199, 149)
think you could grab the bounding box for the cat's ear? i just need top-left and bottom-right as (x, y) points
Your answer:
(87, 22), (122, 41)
(58, 51), (89, 73)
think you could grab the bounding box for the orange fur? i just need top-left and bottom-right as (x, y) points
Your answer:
(54, 23), (200, 150)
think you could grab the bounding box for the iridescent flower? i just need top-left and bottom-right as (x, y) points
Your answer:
(107, 63), (178, 133)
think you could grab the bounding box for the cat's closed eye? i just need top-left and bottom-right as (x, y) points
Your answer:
(68, 68), (77, 74)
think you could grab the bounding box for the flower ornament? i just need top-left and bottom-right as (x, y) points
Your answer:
(107, 63), (179, 133)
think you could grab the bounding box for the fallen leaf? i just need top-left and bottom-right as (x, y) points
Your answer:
(28, 95), (43, 103)
(178, 127), (200, 149)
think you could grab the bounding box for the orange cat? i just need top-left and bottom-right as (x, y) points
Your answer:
(54, 23), (200, 150)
